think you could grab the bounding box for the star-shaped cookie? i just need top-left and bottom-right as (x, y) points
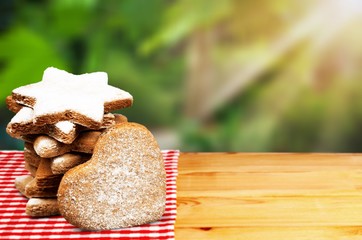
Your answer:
(11, 67), (133, 129)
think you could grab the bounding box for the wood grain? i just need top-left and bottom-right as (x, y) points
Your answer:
(175, 153), (362, 239)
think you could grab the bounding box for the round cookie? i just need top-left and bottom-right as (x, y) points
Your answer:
(57, 122), (166, 230)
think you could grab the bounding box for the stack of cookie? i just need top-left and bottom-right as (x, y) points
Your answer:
(6, 67), (133, 217)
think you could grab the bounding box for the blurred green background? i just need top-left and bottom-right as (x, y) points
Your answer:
(1, 0), (362, 152)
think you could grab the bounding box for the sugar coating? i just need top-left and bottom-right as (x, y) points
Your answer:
(26, 198), (60, 217)
(27, 198), (45, 205)
(51, 153), (90, 175)
(10, 106), (76, 135)
(27, 198), (58, 208)
(55, 121), (75, 134)
(7, 106), (79, 144)
(16, 175), (31, 182)
(57, 122), (166, 230)
(12, 67), (133, 126)
(42, 67), (108, 85)
(33, 135), (64, 158)
(10, 107), (33, 124)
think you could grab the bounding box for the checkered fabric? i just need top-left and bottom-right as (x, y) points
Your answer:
(0, 150), (179, 239)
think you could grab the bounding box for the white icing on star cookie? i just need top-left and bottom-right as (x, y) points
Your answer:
(12, 67), (133, 128)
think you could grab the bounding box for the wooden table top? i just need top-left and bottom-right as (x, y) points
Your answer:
(175, 152), (362, 239)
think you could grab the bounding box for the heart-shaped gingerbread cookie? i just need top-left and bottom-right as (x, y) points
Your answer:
(57, 122), (166, 230)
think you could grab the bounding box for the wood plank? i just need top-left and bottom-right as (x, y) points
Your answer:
(175, 152), (362, 239)
(177, 171), (362, 194)
(176, 226), (362, 240)
(179, 152), (362, 172)
(177, 195), (362, 227)
(177, 153), (362, 195)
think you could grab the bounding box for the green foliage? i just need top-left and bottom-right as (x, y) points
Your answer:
(140, 0), (232, 54)
(0, 27), (66, 101)
(2, 0), (362, 152)
(0, 0), (183, 127)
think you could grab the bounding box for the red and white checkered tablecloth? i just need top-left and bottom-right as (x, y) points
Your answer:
(0, 150), (179, 240)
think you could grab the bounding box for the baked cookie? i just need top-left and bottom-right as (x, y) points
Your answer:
(6, 106), (119, 144)
(26, 198), (59, 217)
(57, 122), (166, 230)
(6, 95), (22, 113)
(11, 67), (133, 129)
(32, 114), (128, 158)
(24, 162), (37, 177)
(15, 175), (34, 197)
(33, 131), (102, 158)
(24, 143), (42, 168)
(35, 158), (63, 188)
(51, 153), (91, 174)
(25, 178), (58, 198)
